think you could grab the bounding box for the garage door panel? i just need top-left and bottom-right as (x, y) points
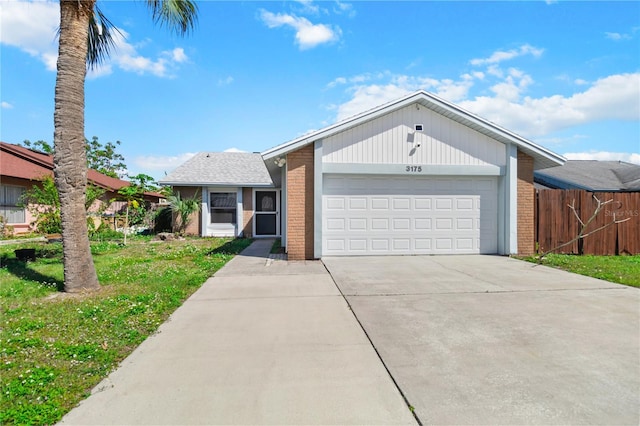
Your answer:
(325, 239), (345, 252)
(414, 218), (432, 230)
(326, 218), (345, 231)
(392, 218), (411, 230)
(371, 218), (389, 230)
(322, 175), (498, 255)
(457, 218), (474, 230)
(435, 217), (453, 230)
(349, 239), (367, 251)
(435, 198), (453, 210)
(349, 198), (367, 210)
(371, 239), (389, 251)
(325, 197), (345, 211)
(414, 239), (431, 250)
(348, 218), (367, 231)
(392, 198), (411, 210)
(456, 198), (474, 210)
(371, 198), (389, 210)
(414, 198), (432, 210)
(456, 238), (474, 250)
(393, 239), (411, 250)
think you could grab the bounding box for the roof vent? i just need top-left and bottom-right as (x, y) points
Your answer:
(415, 124), (423, 132)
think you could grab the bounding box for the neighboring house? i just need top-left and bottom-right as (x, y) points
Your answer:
(162, 90), (566, 259)
(159, 152), (276, 237)
(534, 160), (640, 192)
(0, 141), (161, 234)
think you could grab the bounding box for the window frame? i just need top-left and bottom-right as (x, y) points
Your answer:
(209, 191), (237, 225)
(0, 184), (26, 224)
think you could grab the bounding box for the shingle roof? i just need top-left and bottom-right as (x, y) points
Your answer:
(534, 160), (640, 191)
(159, 152), (274, 187)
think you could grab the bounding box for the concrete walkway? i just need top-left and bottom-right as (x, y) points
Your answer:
(60, 239), (416, 425)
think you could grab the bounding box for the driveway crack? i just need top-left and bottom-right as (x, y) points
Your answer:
(343, 286), (627, 297)
(322, 261), (423, 426)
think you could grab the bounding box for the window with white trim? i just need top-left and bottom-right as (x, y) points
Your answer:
(210, 192), (236, 224)
(0, 185), (26, 224)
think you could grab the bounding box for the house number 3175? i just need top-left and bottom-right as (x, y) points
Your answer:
(406, 166), (422, 172)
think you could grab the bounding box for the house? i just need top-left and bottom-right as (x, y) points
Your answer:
(0, 141), (161, 234)
(161, 90), (566, 259)
(534, 160), (640, 192)
(159, 152), (276, 237)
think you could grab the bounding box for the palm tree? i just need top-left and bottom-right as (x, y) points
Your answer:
(54, 0), (198, 292)
(165, 189), (201, 235)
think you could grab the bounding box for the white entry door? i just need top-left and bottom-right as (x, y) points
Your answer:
(322, 175), (498, 256)
(254, 190), (280, 237)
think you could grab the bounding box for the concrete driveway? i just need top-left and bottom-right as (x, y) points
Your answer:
(61, 240), (416, 425)
(323, 255), (640, 425)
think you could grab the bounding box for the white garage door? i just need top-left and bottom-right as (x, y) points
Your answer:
(323, 175), (498, 256)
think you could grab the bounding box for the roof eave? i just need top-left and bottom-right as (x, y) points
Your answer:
(158, 181), (274, 187)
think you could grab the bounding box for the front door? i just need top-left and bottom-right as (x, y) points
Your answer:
(254, 190), (279, 237)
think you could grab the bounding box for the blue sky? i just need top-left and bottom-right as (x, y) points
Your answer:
(2, 0), (639, 180)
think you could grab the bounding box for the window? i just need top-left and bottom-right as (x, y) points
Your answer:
(210, 192), (236, 224)
(256, 191), (276, 212)
(0, 185), (26, 224)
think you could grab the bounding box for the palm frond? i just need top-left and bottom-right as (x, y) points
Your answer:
(87, 5), (121, 69)
(146, 0), (198, 36)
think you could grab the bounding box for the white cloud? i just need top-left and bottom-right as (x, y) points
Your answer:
(109, 31), (189, 78)
(134, 152), (196, 172)
(334, 1), (356, 17)
(333, 72), (476, 121)
(605, 32), (631, 41)
(470, 44), (544, 66)
(327, 76), (347, 88)
(1, 1), (189, 79)
(0, 0), (59, 71)
(259, 9), (341, 49)
(224, 147), (248, 153)
(294, 0), (321, 15)
(487, 68), (534, 101)
(330, 66), (639, 139)
(217, 76), (234, 86)
(563, 151), (640, 165)
(336, 84), (413, 121)
(536, 134), (588, 147)
(605, 26), (639, 41)
(169, 47), (188, 63)
(459, 73), (639, 136)
(326, 72), (389, 89)
(1, 101), (14, 109)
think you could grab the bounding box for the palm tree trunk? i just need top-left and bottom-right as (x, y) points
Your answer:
(54, 0), (100, 292)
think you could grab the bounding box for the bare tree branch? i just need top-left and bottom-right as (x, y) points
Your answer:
(538, 194), (630, 262)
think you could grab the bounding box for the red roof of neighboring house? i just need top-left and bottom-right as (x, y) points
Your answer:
(0, 142), (161, 199)
(0, 141), (52, 181)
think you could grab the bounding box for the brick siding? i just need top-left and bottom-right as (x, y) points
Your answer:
(242, 187), (253, 238)
(286, 145), (315, 260)
(517, 151), (535, 255)
(173, 186), (201, 236)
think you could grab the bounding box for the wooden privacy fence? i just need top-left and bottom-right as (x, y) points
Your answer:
(536, 189), (640, 255)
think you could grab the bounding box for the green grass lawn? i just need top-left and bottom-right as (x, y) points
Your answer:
(0, 236), (252, 425)
(527, 254), (640, 288)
